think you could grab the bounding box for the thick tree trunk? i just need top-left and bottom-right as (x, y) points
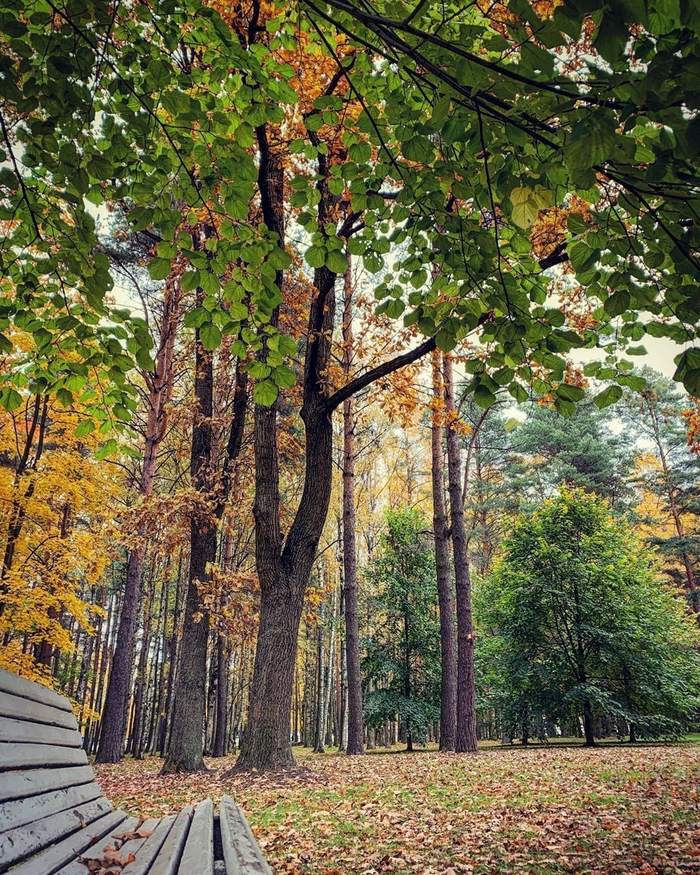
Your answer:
(444, 354), (478, 753)
(238, 580), (304, 770)
(431, 350), (457, 751)
(342, 259), (364, 756)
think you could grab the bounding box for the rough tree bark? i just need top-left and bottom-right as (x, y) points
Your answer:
(443, 354), (478, 753)
(162, 267), (217, 773)
(163, 295), (248, 773)
(236, 119), (438, 772)
(431, 350), (457, 751)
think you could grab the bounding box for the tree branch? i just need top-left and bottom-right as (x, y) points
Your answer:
(325, 336), (437, 412)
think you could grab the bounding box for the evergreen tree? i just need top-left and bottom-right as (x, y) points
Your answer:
(363, 509), (441, 750)
(477, 490), (700, 745)
(509, 402), (634, 510)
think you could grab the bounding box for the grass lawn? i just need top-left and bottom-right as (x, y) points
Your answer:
(94, 741), (700, 874)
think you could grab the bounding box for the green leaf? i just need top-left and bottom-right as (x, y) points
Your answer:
(305, 245), (325, 268)
(95, 438), (118, 460)
(604, 290), (631, 317)
(594, 384), (623, 408)
(253, 379), (279, 406)
(148, 258), (171, 281)
(0, 388), (22, 411)
(325, 250), (349, 274)
(273, 364), (296, 388)
(75, 419), (95, 438)
(200, 323), (222, 350)
(556, 383), (586, 402)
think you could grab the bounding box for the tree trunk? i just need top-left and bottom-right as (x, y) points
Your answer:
(431, 350), (457, 751)
(212, 634), (229, 757)
(583, 700), (595, 746)
(96, 276), (180, 763)
(342, 260), (364, 755)
(162, 263), (217, 774)
(313, 611), (325, 754)
(444, 354), (478, 753)
(239, 580), (304, 769)
(646, 395), (699, 612)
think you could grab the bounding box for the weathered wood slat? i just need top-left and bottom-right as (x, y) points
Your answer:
(0, 692), (77, 732)
(0, 718), (82, 748)
(120, 815), (176, 875)
(3, 809), (128, 875)
(177, 799), (213, 875)
(55, 815), (160, 875)
(219, 796), (272, 875)
(0, 765), (94, 804)
(0, 796), (112, 868)
(0, 782), (104, 833)
(146, 806), (192, 875)
(51, 817), (139, 875)
(0, 742), (87, 771)
(0, 671), (72, 715)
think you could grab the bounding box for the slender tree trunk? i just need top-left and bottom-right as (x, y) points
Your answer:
(96, 277), (180, 763)
(431, 350), (457, 751)
(313, 610), (325, 754)
(341, 258), (364, 755)
(163, 271), (216, 773)
(213, 634), (229, 757)
(444, 354), (478, 753)
(645, 395), (699, 612)
(582, 700), (595, 747)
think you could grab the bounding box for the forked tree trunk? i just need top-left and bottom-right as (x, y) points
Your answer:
(444, 354), (478, 753)
(237, 120), (437, 772)
(431, 350), (457, 751)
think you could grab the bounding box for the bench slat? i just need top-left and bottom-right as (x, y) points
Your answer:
(0, 718), (82, 748)
(0, 743), (87, 771)
(0, 796), (112, 868)
(177, 799), (213, 875)
(0, 766), (94, 804)
(219, 796), (272, 875)
(56, 815), (160, 875)
(120, 815), (176, 875)
(0, 782), (104, 833)
(52, 816), (139, 875)
(146, 806), (193, 875)
(3, 809), (128, 875)
(0, 670), (72, 715)
(0, 692), (77, 733)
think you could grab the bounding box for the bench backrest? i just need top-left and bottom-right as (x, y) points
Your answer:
(0, 668), (113, 872)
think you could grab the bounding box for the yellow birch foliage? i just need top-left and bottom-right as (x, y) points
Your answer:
(0, 395), (123, 681)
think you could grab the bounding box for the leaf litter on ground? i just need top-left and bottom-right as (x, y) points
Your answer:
(94, 743), (700, 874)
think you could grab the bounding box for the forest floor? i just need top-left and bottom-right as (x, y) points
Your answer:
(94, 741), (700, 874)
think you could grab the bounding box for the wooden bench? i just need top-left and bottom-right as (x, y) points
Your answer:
(0, 669), (271, 874)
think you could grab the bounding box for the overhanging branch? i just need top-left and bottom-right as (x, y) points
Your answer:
(325, 336), (436, 412)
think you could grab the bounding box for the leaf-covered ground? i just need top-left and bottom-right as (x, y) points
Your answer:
(94, 743), (700, 874)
